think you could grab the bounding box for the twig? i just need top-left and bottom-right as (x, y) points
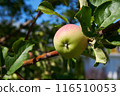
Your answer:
(0, 74), (5, 80)
(25, 11), (42, 40)
(15, 71), (25, 80)
(22, 50), (59, 67)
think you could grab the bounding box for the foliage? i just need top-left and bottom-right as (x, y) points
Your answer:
(0, 0), (33, 21)
(37, 0), (120, 66)
(5, 39), (34, 75)
(0, 0), (120, 80)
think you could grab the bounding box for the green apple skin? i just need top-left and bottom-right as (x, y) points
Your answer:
(53, 24), (87, 58)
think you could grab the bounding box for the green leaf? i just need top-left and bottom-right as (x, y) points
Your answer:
(0, 46), (8, 77)
(75, 6), (95, 37)
(0, 47), (3, 76)
(94, 0), (120, 29)
(5, 40), (34, 75)
(37, 1), (54, 15)
(104, 40), (120, 46)
(72, 58), (77, 63)
(0, 46), (8, 67)
(1, 46), (8, 60)
(111, 41), (120, 46)
(91, 40), (108, 66)
(93, 47), (108, 65)
(89, 0), (111, 6)
(102, 39), (116, 49)
(37, 1), (69, 23)
(118, 28), (120, 33)
(12, 38), (25, 53)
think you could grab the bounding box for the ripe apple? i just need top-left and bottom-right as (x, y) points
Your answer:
(53, 24), (87, 58)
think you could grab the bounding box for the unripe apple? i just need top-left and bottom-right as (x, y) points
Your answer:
(53, 24), (87, 58)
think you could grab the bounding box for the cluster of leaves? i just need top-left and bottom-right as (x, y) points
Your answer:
(0, 39), (34, 77)
(37, 0), (120, 66)
(75, 0), (120, 66)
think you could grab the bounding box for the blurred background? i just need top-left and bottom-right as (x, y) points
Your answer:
(0, 0), (120, 80)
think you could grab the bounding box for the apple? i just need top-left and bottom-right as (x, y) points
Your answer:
(53, 24), (87, 58)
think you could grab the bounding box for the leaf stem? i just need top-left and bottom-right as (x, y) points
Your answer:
(15, 71), (25, 80)
(54, 12), (69, 23)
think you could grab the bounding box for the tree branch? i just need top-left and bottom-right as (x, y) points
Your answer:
(0, 50), (58, 79)
(0, 74), (5, 80)
(22, 50), (59, 67)
(25, 11), (42, 40)
(0, 11), (42, 44)
(15, 71), (25, 80)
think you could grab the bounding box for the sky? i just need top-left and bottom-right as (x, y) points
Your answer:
(26, 0), (42, 10)
(19, 0), (42, 23)
(20, 0), (70, 24)
(22, 0), (120, 26)
(11, 0), (81, 29)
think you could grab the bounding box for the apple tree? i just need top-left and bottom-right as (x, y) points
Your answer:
(0, 0), (120, 79)
(37, 0), (120, 68)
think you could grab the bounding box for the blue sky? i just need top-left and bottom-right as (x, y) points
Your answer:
(15, 0), (81, 26)
(19, 0), (120, 25)
(19, 0), (42, 23)
(26, 0), (42, 10)
(21, 0), (69, 24)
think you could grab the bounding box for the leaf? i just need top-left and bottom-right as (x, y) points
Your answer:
(93, 47), (108, 65)
(89, 0), (111, 6)
(102, 39), (116, 49)
(75, 6), (95, 37)
(102, 33), (120, 48)
(104, 40), (120, 46)
(0, 46), (8, 67)
(0, 47), (3, 75)
(37, 1), (69, 23)
(111, 41), (120, 46)
(91, 40), (108, 66)
(12, 38), (25, 53)
(94, 0), (120, 29)
(5, 40), (34, 75)
(0, 46), (8, 76)
(118, 28), (120, 33)
(72, 58), (77, 63)
(1, 46), (8, 59)
(37, 1), (54, 15)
